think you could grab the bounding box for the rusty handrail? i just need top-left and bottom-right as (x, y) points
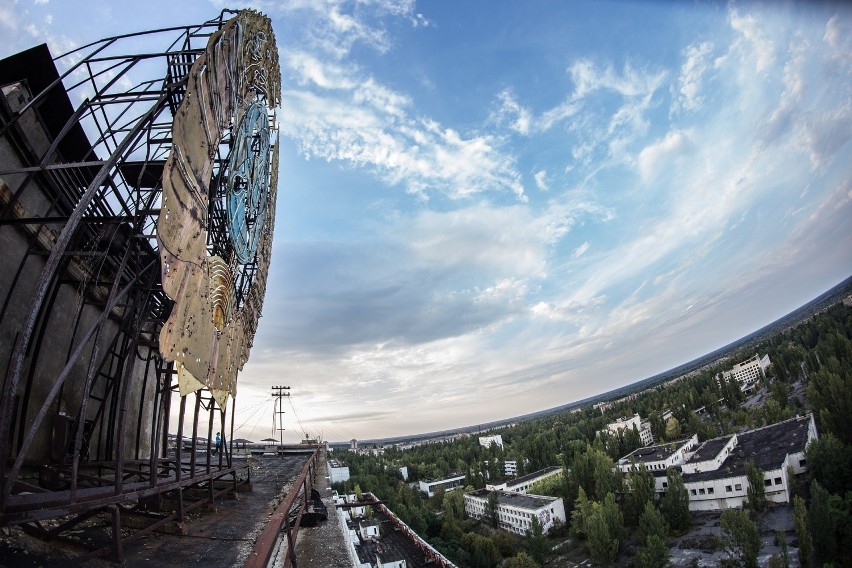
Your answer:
(243, 450), (317, 568)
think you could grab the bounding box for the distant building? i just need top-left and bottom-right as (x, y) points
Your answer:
(464, 489), (566, 535)
(342, 493), (456, 568)
(329, 459), (351, 484)
(418, 474), (466, 497)
(399, 466), (409, 481)
(504, 459), (518, 477)
(478, 434), (504, 449)
(600, 413), (654, 446)
(616, 435), (700, 491)
(350, 439), (359, 451)
(717, 354), (771, 392)
(679, 414), (816, 511)
(487, 466), (562, 494)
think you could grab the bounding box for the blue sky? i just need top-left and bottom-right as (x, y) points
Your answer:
(2, 0), (850, 443)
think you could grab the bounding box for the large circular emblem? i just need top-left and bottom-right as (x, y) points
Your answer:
(227, 100), (270, 265)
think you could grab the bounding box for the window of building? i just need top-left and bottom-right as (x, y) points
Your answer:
(690, 489), (697, 496)
(774, 477), (782, 485)
(708, 487), (714, 495)
(662, 482), (668, 489)
(725, 485), (732, 492)
(799, 459), (806, 467)
(764, 479), (772, 487)
(735, 484), (742, 491)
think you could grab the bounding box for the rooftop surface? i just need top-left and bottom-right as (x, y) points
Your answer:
(620, 437), (693, 464)
(688, 435), (735, 463)
(505, 466), (562, 489)
(468, 488), (558, 510)
(683, 415), (813, 483)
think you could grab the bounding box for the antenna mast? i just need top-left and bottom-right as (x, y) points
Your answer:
(271, 385), (290, 447)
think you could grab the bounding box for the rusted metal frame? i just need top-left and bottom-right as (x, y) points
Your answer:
(0, 160), (107, 175)
(190, 391), (201, 478)
(156, 363), (171, 465)
(2, 459), (246, 525)
(134, 354), (153, 462)
(86, 78), (152, 158)
(0, 84), (172, 501)
(244, 451), (318, 568)
(69, 293), (116, 500)
(13, 257), (63, 453)
(207, 399), (215, 502)
(1, 258), (157, 503)
(97, 332), (132, 461)
(113, 243), (160, 493)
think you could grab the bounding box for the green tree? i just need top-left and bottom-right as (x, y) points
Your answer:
(808, 480), (837, 564)
(462, 532), (501, 568)
(793, 495), (812, 568)
(664, 417), (681, 440)
(638, 501), (669, 547)
(587, 504), (619, 565)
(745, 461), (766, 512)
(504, 551), (540, 568)
(486, 491), (499, 528)
(808, 366), (852, 445)
(624, 464), (655, 526)
(526, 515), (547, 565)
(804, 433), (852, 495)
(570, 486), (592, 540)
(720, 508), (760, 568)
(661, 469), (690, 534)
(585, 492), (623, 565)
(636, 534), (669, 568)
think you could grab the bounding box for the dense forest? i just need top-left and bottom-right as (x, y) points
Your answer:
(332, 302), (852, 567)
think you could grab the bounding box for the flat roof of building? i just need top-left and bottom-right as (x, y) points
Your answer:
(468, 489), (558, 510)
(620, 438), (692, 464)
(505, 466), (561, 489)
(683, 415), (812, 484)
(421, 473), (465, 484)
(688, 435), (734, 463)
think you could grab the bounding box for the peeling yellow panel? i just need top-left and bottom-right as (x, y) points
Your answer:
(177, 362), (205, 397)
(157, 9), (281, 402)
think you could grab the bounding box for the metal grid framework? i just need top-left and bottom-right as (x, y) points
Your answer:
(0, 10), (268, 559)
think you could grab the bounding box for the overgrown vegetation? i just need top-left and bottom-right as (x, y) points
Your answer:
(331, 302), (852, 567)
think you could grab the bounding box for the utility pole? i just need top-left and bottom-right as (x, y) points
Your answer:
(271, 385), (290, 448)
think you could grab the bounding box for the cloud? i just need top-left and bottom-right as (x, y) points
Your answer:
(281, 86), (525, 200)
(728, 8), (775, 73)
(573, 241), (590, 258)
(637, 129), (694, 182)
(804, 101), (852, 170)
(534, 169), (548, 191)
(674, 41), (714, 113)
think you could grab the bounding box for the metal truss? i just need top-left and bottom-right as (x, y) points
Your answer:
(0, 10), (254, 560)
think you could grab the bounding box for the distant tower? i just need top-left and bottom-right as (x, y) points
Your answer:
(350, 439), (358, 450)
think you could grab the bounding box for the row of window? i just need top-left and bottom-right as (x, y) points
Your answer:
(689, 477), (784, 498)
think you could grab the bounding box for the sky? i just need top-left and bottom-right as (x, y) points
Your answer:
(1, 0), (851, 443)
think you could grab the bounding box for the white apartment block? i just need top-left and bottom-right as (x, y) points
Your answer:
(464, 489), (566, 535)
(616, 415), (817, 511)
(617, 435), (699, 491)
(601, 413), (654, 446)
(478, 434), (504, 449)
(487, 466), (562, 494)
(680, 414), (816, 511)
(504, 459), (518, 477)
(418, 474), (466, 497)
(329, 459), (351, 483)
(718, 354), (771, 392)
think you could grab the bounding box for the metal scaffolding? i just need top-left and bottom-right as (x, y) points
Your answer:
(0, 10), (275, 560)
